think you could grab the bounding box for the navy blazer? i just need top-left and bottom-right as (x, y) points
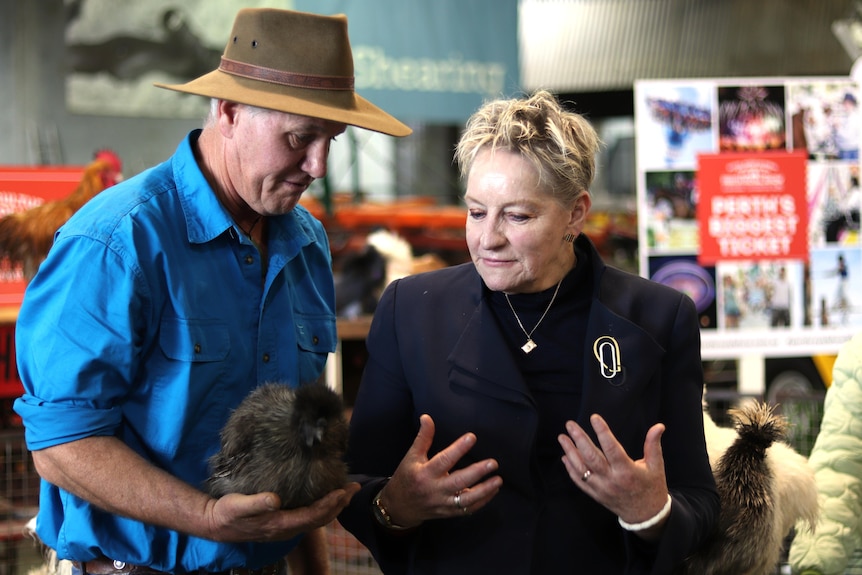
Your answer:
(340, 235), (718, 575)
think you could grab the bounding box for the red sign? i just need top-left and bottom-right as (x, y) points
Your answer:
(697, 151), (808, 264)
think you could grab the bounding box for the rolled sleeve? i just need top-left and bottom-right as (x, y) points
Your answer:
(15, 396), (122, 451)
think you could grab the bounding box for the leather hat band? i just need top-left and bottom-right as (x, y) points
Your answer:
(218, 57), (354, 91)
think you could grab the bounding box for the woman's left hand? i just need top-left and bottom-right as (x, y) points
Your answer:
(558, 414), (670, 535)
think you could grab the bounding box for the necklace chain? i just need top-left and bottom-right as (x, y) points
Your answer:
(504, 279), (563, 354)
(239, 215), (263, 239)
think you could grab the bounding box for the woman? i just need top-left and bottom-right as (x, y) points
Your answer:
(338, 90), (718, 574)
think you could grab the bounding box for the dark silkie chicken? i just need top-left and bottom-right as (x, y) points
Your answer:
(206, 382), (349, 509)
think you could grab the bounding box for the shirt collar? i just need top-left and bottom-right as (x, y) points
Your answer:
(171, 130), (316, 254)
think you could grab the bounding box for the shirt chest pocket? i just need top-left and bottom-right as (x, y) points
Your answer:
(293, 313), (337, 355)
(159, 317), (230, 362)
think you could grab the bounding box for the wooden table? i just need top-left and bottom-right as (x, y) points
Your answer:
(325, 317), (374, 396)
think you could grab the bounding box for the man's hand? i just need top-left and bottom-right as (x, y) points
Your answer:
(206, 483), (360, 542)
(32, 436), (359, 543)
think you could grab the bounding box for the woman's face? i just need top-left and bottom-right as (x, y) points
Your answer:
(465, 148), (589, 294)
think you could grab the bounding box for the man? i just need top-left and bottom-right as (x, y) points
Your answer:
(13, 8), (410, 575)
(769, 266), (792, 328)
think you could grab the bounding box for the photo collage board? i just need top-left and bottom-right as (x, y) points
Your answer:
(635, 78), (861, 358)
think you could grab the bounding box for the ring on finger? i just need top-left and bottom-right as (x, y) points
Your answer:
(582, 469), (592, 482)
(453, 492), (469, 514)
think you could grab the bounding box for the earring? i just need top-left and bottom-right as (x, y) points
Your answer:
(563, 233), (576, 243)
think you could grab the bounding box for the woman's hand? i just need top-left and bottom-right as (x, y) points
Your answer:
(558, 414), (670, 539)
(377, 414), (502, 528)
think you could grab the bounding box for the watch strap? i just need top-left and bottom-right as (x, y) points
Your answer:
(372, 488), (411, 531)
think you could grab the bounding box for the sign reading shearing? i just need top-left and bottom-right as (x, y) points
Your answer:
(294, 0), (520, 123)
(696, 151), (808, 264)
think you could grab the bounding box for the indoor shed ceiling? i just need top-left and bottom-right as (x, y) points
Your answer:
(520, 0), (858, 93)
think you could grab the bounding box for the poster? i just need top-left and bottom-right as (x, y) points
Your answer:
(636, 78), (861, 358)
(697, 151), (808, 264)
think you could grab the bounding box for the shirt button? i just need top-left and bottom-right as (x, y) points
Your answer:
(312, 336), (319, 345)
(245, 255), (254, 265)
(262, 353), (270, 363)
(194, 343), (201, 354)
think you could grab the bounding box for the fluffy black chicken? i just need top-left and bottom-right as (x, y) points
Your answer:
(206, 382), (349, 509)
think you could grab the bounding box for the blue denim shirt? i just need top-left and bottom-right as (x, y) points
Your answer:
(13, 130), (337, 572)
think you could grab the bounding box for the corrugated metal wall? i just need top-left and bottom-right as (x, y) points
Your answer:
(521, 0), (856, 92)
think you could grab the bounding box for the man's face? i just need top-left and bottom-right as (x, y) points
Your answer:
(223, 103), (347, 215)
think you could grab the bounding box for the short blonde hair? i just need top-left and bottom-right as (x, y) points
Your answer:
(455, 90), (602, 206)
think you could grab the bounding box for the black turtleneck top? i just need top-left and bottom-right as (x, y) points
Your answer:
(486, 242), (592, 457)
(485, 242), (602, 570)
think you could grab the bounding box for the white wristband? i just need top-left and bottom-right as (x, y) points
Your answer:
(618, 494), (672, 532)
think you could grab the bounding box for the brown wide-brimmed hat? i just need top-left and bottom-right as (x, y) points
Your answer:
(155, 8), (411, 137)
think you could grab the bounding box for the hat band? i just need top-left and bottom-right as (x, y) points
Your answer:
(218, 57), (354, 91)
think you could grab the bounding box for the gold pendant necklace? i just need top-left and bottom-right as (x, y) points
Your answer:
(504, 279), (563, 354)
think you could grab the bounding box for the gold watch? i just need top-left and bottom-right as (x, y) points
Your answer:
(372, 489), (410, 530)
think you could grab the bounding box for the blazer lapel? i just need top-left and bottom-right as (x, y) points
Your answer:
(580, 301), (665, 428)
(447, 297), (534, 407)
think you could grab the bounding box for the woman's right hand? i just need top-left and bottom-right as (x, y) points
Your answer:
(376, 414), (502, 528)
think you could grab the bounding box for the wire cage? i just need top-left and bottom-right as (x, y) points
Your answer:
(326, 520), (382, 575)
(0, 432), (39, 512)
(770, 389), (827, 458)
(771, 389), (826, 575)
(0, 429), (40, 575)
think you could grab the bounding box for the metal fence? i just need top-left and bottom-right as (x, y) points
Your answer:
(327, 521), (381, 575)
(772, 390), (827, 458)
(0, 430), (39, 575)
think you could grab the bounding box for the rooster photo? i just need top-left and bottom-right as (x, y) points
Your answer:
(0, 151), (122, 306)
